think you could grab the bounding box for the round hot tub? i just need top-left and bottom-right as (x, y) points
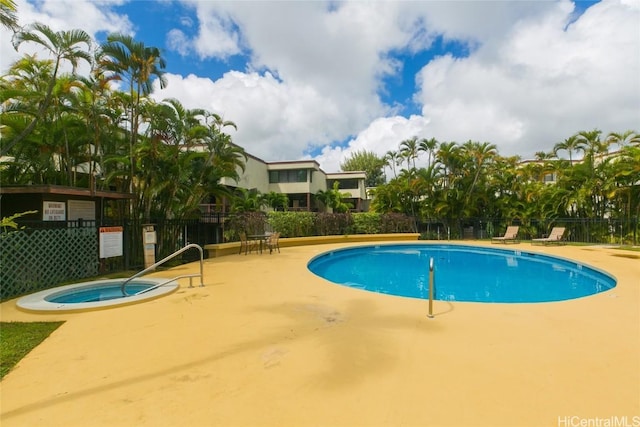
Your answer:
(16, 278), (179, 313)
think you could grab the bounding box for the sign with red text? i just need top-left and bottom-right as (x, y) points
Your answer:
(99, 226), (123, 258)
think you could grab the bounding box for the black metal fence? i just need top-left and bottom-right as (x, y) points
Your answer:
(418, 217), (639, 245)
(2, 214), (637, 301)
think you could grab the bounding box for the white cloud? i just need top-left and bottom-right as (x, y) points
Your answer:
(412, 0), (640, 159)
(312, 115), (430, 174)
(152, 71), (379, 163)
(166, 29), (190, 57)
(318, 0), (640, 168)
(2, 0), (638, 175)
(0, 0), (133, 73)
(180, 1), (242, 59)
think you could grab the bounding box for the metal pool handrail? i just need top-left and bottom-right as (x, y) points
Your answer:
(427, 257), (435, 319)
(121, 243), (205, 296)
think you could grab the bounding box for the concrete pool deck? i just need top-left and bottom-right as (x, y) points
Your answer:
(0, 241), (638, 426)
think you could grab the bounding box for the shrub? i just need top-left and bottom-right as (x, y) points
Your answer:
(380, 213), (415, 233)
(225, 212), (267, 241)
(263, 211), (415, 237)
(352, 213), (381, 234)
(315, 212), (354, 235)
(267, 211), (315, 237)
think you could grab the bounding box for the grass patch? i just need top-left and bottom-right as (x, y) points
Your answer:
(1, 321), (64, 380)
(615, 246), (640, 252)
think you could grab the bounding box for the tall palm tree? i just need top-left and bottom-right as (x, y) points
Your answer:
(553, 135), (580, 165)
(435, 141), (461, 189)
(575, 129), (606, 159)
(418, 137), (438, 169)
(384, 150), (401, 179)
(49, 74), (86, 185)
(72, 57), (120, 191)
(414, 164), (441, 219)
(2, 23), (92, 156)
(98, 34), (167, 204)
(460, 140), (497, 213)
(399, 137), (419, 170)
(158, 98), (207, 148)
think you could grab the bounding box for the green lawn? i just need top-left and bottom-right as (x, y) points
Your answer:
(0, 321), (64, 379)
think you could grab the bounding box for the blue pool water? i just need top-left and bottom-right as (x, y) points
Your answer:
(46, 284), (153, 303)
(307, 244), (616, 303)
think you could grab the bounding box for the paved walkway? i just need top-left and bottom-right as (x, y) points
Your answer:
(1, 241), (638, 427)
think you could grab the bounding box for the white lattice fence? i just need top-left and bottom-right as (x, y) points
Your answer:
(1, 228), (99, 300)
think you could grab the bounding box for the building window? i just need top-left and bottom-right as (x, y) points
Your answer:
(269, 169), (308, 183)
(327, 178), (358, 189)
(543, 173), (556, 183)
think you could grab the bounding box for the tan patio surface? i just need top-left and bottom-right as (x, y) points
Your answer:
(1, 241), (638, 427)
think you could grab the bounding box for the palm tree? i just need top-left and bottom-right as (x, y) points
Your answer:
(262, 191), (289, 211)
(98, 34), (167, 206)
(418, 137), (438, 169)
(315, 187), (337, 212)
(613, 145), (640, 231)
(575, 129), (607, 160)
(553, 135), (580, 165)
(2, 23), (92, 156)
(0, 0), (17, 31)
(231, 188), (264, 213)
(606, 130), (640, 150)
(315, 182), (352, 213)
(369, 181), (404, 213)
(1, 56), (52, 183)
(72, 58), (121, 192)
(435, 141), (461, 189)
(399, 137), (419, 170)
(384, 150), (401, 180)
(414, 164), (441, 219)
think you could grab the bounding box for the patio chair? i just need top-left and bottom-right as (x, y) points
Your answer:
(239, 232), (258, 255)
(265, 232), (281, 254)
(532, 227), (566, 245)
(491, 226), (520, 244)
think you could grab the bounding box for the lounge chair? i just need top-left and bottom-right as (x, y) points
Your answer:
(265, 232), (280, 254)
(532, 227), (566, 245)
(491, 226), (520, 244)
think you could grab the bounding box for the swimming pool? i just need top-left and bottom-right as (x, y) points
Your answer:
(16, 278), (179, 312)
(307, 244), (616, 303)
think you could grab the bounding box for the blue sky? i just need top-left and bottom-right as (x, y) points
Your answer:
(1, 0), (638, 173)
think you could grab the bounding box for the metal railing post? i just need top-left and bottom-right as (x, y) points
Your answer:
(428, 257), (435, 319)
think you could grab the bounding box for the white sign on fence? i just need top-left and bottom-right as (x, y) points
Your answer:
(68, 200), (96, 221)
(43, 201), (66, 221)
(99, 226), (123, 258)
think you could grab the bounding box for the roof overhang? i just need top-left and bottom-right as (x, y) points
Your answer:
(0, 185), (134, 199)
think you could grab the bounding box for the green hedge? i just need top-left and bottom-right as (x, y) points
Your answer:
(266, 211), (316, 238)
(224, 212), (415, 240)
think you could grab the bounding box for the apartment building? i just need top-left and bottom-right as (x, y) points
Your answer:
(204, 151), (369, 213)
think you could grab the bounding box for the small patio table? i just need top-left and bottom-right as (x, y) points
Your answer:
(248, 233), (271, 254)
